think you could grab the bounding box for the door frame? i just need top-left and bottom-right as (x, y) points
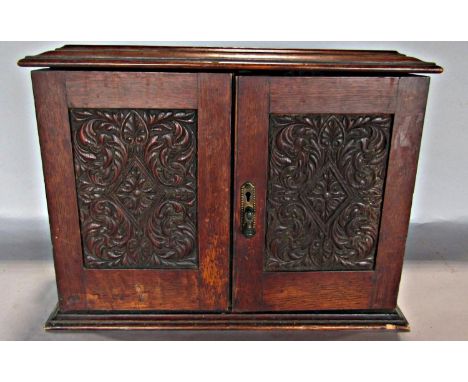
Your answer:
(33, 70), (232, 312)
(232, 75), (429, 312)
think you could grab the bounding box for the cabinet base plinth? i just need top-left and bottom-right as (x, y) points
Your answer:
(45, 304), (409, 331)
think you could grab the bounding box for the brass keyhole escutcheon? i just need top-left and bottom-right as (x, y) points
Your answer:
(241, 182), (256, 238)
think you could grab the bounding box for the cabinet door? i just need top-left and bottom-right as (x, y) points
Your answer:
(33, 71), (231, 311)
(233, 76), (429, 311)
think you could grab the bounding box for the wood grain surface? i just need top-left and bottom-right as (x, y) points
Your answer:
(232, 76), (429, 312)
(45, 304), (409, 331)
(18, 45), (443, 73)
(32, 71), (232, 312)
(26, 46), (438, 329)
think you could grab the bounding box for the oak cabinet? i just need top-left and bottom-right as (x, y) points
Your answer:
(18, 45), (442, 330)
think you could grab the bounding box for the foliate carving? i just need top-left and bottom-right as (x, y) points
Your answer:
(265, 114), (392, 271)
(70, 109), (198, 269)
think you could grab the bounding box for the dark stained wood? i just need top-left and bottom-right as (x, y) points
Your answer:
(18, 45), (443, 73)
(83, 271), (200, 310)
(24, 45), (440, 331)
(45, 304), (409, 331)
(371, 76), (430, 308)
(232, 77), (270, 311)
(32, 71), (86, 311)
(265, 114), (392, 272)
(233, 75), (429, 312)
(66, 71), (198, 109)
(32, 70), (232, 312)
(70, 108), (199, 269)
(262, 272), (374, 310)
(197, 73), (232, 310)
(270, 77), (399, 113)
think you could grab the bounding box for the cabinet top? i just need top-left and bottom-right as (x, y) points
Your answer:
(18, 45), (443, 73)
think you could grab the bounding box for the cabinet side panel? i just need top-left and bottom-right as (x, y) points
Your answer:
(371, 76), (430, 308)
(32, 71), (87, 311)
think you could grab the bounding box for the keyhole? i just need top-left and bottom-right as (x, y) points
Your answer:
(246, 192), (251, 202)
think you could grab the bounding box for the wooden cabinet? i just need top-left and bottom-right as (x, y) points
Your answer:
(19, 45), (442, 330)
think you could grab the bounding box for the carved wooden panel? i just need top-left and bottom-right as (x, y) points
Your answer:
(70, 109), (198, 269)
(265, 114), (392, 271)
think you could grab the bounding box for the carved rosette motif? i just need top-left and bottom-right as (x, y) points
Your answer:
(265, 114), (392, 271)
(70, 109), (198, 269)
